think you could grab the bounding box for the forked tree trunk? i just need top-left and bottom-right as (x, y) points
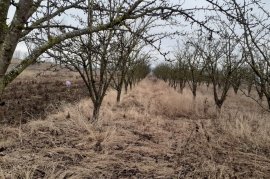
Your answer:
(214, 92), (226, 111)
(213, 82), (225, 111)
(232, 79), (241, 94)
(216, 100), (223, 110)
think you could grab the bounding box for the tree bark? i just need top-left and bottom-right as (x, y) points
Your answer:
(0, 0), (145, 96)
(192, 83), (197, 99)
(124, 81), (128, 94)
(116, 89), (122, 103)
(0, 77), (5, 101)
(233, 85), (239, 94)
(92, 102), (101, 123)
(267, 96), (270, 110)
(129, 81), (133, 90)
(247, 83), (252, 95)
(255, 84), (264, 100)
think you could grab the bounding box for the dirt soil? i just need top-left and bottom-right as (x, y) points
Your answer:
(0, 75), (89, 125)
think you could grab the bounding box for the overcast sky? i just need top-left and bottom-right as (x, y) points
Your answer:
(10, 0), (270, 65)
(148, 0), (270, 66)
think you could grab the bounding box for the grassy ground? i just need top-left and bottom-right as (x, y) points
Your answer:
(0, 77), (270, 178)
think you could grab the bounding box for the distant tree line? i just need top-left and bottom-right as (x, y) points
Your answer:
(154, 0), (270, 111)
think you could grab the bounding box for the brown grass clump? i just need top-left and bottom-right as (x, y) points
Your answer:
(0, 77), (270, 178)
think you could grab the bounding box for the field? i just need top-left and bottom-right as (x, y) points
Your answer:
(1, 61), (89, 125)
(1, 66), (270, 178)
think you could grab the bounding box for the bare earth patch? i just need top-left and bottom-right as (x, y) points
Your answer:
(0, 69), (88, 125)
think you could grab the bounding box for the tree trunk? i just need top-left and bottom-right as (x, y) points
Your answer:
(215, 105), (222, 116)
(0, 77), (5, 102)
(255, 85), (264, 100)
(192, 83), (197, 100)
(206, 81), (210, 89)
(213, 83), (224, 110)
(216, 101), (223, 110)
(124, 79), (129, 94)
(92, 103), (101, 123)
(267, 96), (270, 110)
(233, 85), (239, 94)
(247, 83), (252, 95)
(180, 88), (183, 94)
(116, 88), (122, 103)
(124, 83), (128, 94)
(179, 81), (185, 94)
(129, 81), (132, 90)
(218, 82), (222, 90)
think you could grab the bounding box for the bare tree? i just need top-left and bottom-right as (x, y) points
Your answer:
(123, 53), (150, 93)
(153, 63), (171, 83)
(206, 0), (270, 109)
(0, 0), (220, 103)
(175, 59), (188, 93)
(50, 30), (119, 122)
(111, 19), (151, 103)
(196, 26), (243, 110)
(179, 35), (207, 99)
(132, 56), (151, 84)
(48, 7), (155, 121)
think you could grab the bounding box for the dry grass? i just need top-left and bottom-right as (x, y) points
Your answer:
(0, 77), (270, 178)
(9, 59), (80, 81)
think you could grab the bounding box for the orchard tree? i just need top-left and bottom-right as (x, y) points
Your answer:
(0, 0), (217, 103)
(195, 31), (242, 110)
(174, 59), (188, 93)
(110, 19), (152, 103)
(206, 0), (270, 108)
(180, 36), (207, 99)
(132, 57), (151, 83)
(122, 54), (150, 91)
(48, 15), (154, 121)
(153, 63), (171, 82)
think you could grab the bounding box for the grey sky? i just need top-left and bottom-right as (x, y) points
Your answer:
(10, 0), (270, 65)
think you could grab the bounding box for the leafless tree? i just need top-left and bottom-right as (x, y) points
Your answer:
(178, 35), (207, 99)
(0, 0), (219, 104)
(47, 5), (155, 121)
(110, 19), (151, 103)
(206, 0), (270, 109)
(49, 31), (120, 121)
(189, 23), (243, 110)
